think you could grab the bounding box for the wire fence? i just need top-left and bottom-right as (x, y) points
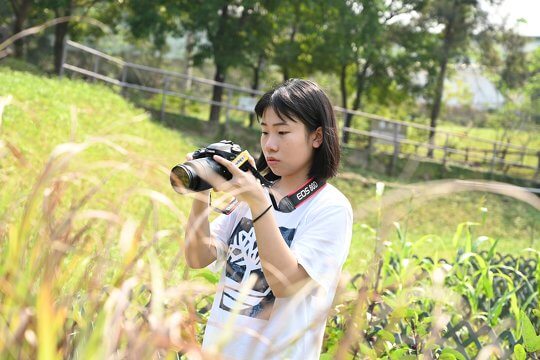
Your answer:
(61, 40), (540, 183)
(344, 252), (539, 359)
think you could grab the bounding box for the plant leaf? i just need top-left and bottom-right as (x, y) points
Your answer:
(521, 311), (540, 352)
(513, 344), (526, 360)
(440, 348), (466, 360)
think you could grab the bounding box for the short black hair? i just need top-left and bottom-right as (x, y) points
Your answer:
(254, 79), (340, 181)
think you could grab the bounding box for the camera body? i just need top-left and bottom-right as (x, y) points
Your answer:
(170, 140), (250, 192)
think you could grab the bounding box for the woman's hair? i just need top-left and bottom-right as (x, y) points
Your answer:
(254, 78), (340, 181)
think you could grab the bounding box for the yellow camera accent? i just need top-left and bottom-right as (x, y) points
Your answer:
(232, 150), (250, 168)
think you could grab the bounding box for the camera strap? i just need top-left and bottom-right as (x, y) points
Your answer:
(269, 177), (326, 213)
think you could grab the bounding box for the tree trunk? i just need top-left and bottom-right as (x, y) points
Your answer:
(427, 4), (456, 158)
(209, 64), (226, 123)
(10, 0), (32, 59)
(53, 5), (72, 75)
(427, 58), (449, 157)
(282, 3), (299, 82)
(339, 64), (348, 109)
(282, 69), (289, 82)
(342, 61), (369, 144)
(249, 54), (263, 127)
(184, 32), (194, 91)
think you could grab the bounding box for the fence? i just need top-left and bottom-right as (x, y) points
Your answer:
(343, 253), (539, 359)
(60, 40), (540, 182)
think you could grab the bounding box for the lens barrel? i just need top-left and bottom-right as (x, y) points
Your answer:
(170, 162), (212, 192)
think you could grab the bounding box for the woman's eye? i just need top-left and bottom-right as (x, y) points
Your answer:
(261, 131), (268, 135)
(278, 131), (289, 135)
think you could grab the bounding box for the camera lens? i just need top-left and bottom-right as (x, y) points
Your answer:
(170, 159), (214, 192)
(170, 164), (194, 192)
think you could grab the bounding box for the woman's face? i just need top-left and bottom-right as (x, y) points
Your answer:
(260, 107), (322, 181)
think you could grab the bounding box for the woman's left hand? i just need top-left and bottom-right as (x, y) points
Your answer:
(209, 154), (266, 206)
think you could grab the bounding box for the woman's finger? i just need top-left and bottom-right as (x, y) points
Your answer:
(213, 155), (243, 176)
(247, 153), (257, 169)
(185, 152), (194, 161)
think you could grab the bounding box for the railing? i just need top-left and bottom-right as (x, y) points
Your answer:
(60, 40), (540, 182)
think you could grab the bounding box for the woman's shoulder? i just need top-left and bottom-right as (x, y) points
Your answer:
(311, 183), (352, 213)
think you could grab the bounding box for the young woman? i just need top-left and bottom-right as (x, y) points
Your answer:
(184, 79), (352, 359)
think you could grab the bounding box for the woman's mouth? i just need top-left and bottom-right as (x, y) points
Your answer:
(266, 157), (279, 165)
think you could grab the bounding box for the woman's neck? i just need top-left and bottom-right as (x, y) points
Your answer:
(272, 173), (311, 198)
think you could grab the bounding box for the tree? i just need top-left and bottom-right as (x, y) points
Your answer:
(270, 1), (320, 81)
(125, 0), (280, 124)
(415, 0), (497, 157)
(9, 0), (33, 58)
(178, 1), (280, 124)
(312, 0), (422, 143)
(48, 0), (110, 75)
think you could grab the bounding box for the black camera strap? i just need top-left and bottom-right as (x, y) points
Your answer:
(269, 177), (326, 213)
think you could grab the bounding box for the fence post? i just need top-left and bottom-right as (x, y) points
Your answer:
(59, 39), (68, 78)
(535, 151), (540, 180)
(520, 146), (526, 166)
(92, 56), (100, 83)
(225, 88), (232, 127)
(442, 133), (449, 166)
(465, 147), (469, 163)
(120, 64), (127, 96)
(489, 143), (497, 176)
(161, 76), (169, 121)
(390, 123), (400, 176)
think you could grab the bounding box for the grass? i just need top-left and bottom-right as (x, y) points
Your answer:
(0, 66), (538, 357)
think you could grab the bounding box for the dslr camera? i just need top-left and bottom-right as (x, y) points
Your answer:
(170, 140), (250, 193)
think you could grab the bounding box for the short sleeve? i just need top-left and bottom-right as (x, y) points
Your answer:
(290, 204), (353, 294)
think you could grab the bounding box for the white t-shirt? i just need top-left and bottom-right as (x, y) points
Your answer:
(201, 183), (353, 360)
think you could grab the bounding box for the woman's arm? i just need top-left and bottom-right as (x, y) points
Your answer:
(209, 156), (310, 297)
(250, 200), (311, 297)
(183, 192), (218, 269)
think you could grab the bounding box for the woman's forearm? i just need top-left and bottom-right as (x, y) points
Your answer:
(184, 194), (217, 269)
(250, 201), (309, 297)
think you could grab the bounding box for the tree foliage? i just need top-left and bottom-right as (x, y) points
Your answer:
(1, 0), (535, 131)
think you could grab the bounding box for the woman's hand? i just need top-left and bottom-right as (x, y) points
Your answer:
(208, 154), (266, 206)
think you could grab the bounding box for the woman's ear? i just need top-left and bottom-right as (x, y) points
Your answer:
(312, 127), (323, 148)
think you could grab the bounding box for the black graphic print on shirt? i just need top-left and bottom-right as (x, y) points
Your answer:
(219, 217), (296, 320)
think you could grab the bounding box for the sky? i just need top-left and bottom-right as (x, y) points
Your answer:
(485, 0), (540, 37)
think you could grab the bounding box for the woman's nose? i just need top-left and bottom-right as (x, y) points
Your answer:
(263, 135), (278, 152)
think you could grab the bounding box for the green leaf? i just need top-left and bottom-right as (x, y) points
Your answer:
(377, 329), (395, 342)
(487, 238), (499, 259)
(513, 344), (526, 360)
(389, 348), (408, 360)
(440, 348), (466, 360)
(482, 271), (494, 299)
(194, 269), (219, 284)
(439, 354), (456, 360)
(521, 311), (540, 352)
(359, 343), (378, 359)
